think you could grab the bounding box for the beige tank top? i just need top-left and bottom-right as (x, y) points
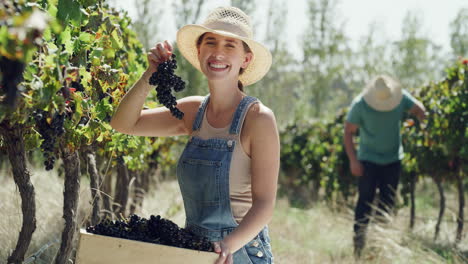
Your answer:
(191, 102), (257, 223)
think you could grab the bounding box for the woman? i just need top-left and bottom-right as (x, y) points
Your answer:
(110, 6), (279, 264)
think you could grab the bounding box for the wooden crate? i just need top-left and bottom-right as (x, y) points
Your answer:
(76, 229), (218, 264)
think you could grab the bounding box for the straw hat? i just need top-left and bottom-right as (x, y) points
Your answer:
(362, 75), (403, 111)
(176, 6), (272, 86)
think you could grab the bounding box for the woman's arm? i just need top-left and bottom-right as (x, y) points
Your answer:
(218, 104), (280, 256)
(111, 90), (203, 137)
(110, 41), (202, 137)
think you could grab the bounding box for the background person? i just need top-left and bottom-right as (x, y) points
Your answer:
(343, 75), (426, 257)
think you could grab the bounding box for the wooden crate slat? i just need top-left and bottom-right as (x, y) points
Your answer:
(76, 229), (218, 264)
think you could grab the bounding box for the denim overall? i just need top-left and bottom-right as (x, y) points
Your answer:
(176, 95), (273, 264)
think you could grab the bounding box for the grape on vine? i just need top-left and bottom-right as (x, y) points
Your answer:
(33, 110), (66, 171)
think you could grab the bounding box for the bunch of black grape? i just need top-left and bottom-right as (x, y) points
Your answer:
(86, 214), (213, 252)
(33, 110), (65, 170)
(149, 54), (186, 120)
(71, 80), (85, 92)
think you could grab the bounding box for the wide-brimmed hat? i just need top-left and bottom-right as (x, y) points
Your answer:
(362, 75), (403, 111)
(176, 6), (272, 86)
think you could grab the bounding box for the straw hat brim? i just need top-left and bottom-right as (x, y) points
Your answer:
(176, 24), (272, 86)
(362, 77), (403, 111)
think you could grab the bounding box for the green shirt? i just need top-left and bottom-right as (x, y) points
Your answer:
(346, 90), (416, 165)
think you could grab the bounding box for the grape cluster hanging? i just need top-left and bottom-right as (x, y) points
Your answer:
(149, 54), (186, 120)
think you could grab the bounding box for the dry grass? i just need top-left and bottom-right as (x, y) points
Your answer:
(0, 166), (92, 263)
(0, 168), (467, 264)
(269, 195), (468, 264)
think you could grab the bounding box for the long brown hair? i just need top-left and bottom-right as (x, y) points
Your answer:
(196, 33), (252, 91)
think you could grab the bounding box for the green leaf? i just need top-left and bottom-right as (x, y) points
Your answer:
(43, 27), (52, 42)
(47, 0), (59, 17)
(91, 55), (101, 66)
(41, 82), (59, 103)
(86, 12), (103, 31)
(49, 19), (63, 35)
(57, 0), (82, 27)
(74, 93), (83, 116)
(95, 99), (113, 121)
(23, 63), (39, 81)
(101, 122), (112, 130)
(79, 32), (94, 44)
(44, 53), (57, 69)
(89, 47), (103, 59)
(58, 27), (73, 53)
(96, 133), (104, 142)
(103, 48), (115, 60)
(128, 139), (139, 149)
(0, 26), (9, 52)
(24, 131), (41, 151)
(110, 30), (123, 49)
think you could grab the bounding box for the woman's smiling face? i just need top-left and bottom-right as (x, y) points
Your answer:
(197, 32), (252, 82)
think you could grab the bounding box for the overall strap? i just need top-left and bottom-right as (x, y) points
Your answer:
(229, 96), (258, 135)
(192, 95), (210, 131)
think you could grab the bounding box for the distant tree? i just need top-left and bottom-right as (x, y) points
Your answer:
(346, 22), (392, 97)
(132, 0), (164, 51)
(450, 8), (468, 58)
(247, 0), (300, 127)
(301, 0), (351, 118)
(173, 0), (205, 27)
(172, 0), (207, 96)
(230, 0), (256, 16)
(391, 11), (443, 89)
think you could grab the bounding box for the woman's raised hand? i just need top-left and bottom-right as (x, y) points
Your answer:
(146, 40), (173, 73)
